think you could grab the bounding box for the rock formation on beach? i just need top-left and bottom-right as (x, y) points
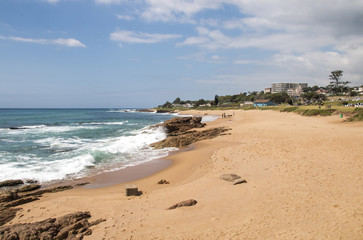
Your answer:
(0, 211), (105, 240)
(152, 117), (229, 149)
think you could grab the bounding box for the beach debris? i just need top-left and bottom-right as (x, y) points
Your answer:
(125, 184), (140, 196)
(0, 179), (24, 188)
(220, 174), (242, 182)
(157, 179), (170, 184)
(0, 207), (20, 226)
(16, 184), (41, 193)
(0, 211), (106, 239)
(167, 199), (198, 210)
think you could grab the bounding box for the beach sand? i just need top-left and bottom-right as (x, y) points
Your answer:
(6, 110), (363, 239)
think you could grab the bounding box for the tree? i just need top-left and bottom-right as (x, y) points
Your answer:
(214, 95), (219, 106)
(173, 97), (181, 104)
(162, 101), (172, 108)
(329, 70), (343, 88)
(328, 70), (350, 94)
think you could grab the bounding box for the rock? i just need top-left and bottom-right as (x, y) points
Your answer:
(157, 179), (170, 184)
(23, 185), (73, 197)
(25, 179), (38, 184)
(156, 109), (175, 113)
(0, 207), (20, 226)
(232, 179), (247, 185)
(0, 180), (24, 188)
(168, 199), (197, 210)
(220, 174), (242, 182)
(2, 196), (39, 208)
(125, 184), (139, 196)
(137, 109), (155, 113)
(0, 211), (104, 240)
(0, 191), (19, 203)
(152, 127), (229, 149)
(16, 184), (41, 193)
(161, 117), (206, 135)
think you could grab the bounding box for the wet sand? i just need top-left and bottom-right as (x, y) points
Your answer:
(5, 109), (363, 239)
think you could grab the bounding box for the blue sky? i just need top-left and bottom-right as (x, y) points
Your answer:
(1, 0), (363, 108)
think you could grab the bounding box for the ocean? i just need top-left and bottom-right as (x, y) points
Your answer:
(0, 108), (179, 183)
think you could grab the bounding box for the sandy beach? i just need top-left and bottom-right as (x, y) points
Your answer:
(4, 110), (363, 239)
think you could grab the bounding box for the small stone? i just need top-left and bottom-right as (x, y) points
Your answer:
(232, 179), (247, 185)
(125, 184), (139, 196)
(220, 174), (241, 182)
(157, 179), (169, 184)
(167, 199), (197, 210)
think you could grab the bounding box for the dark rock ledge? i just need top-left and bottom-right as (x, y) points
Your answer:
(151, 117), (230, 149)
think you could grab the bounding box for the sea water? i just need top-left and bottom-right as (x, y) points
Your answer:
(0, 109), (178, 183)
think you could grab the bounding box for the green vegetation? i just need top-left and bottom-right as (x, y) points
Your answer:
(346, 108), (363, 122)
(157, 69), (362, 121)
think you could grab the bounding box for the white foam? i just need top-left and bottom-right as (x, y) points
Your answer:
(0, 123), (176, 183)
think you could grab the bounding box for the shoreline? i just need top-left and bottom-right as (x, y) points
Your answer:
(3, 109), (362, 239)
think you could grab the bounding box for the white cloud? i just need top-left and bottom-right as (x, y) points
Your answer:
(110, 30), (181, 44)
(116, 14), (133, 20)
(0, 35), (86, 48)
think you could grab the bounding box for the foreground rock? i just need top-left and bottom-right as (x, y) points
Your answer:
(0, 180), (24, 188)
(152, 127), (229, 149)
(168, 199), (198, 210)
(220, 174), (247, 185)
(157, 179), (170, 184)
(160, 117), (206, 135)
(220, 174), (242, 182)
(0, 211), (106, 240)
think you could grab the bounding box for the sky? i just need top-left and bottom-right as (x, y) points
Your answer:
(1, 0), (363, 108)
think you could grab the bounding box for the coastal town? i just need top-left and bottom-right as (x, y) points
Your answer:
(160, 71), (363, 110)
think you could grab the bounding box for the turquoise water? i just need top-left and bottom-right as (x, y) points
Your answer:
(0, 109), (177, 183)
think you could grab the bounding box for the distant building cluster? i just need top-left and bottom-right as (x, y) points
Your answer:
(271, 82), (308, 97)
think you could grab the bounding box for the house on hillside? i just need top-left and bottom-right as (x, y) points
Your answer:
(253, 99), (276, 107)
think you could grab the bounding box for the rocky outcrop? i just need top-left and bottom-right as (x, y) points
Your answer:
(160, 117), (206, 135)
(167, 199), (197, 210)
(0, 211), (106, 240)
(0, 207), (20, 227)
(0, 180), (24, 188)
(16, 184), (41, 193)
(152, 127), (229, 149)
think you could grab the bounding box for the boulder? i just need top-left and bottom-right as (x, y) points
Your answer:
(220, 174), (242, 182)
(167, 199), (198, 210)
(125, 184), (139, 196)
(0, 180), (24, 188)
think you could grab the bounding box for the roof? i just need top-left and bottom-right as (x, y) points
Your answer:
(254, 99), (273, 103)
